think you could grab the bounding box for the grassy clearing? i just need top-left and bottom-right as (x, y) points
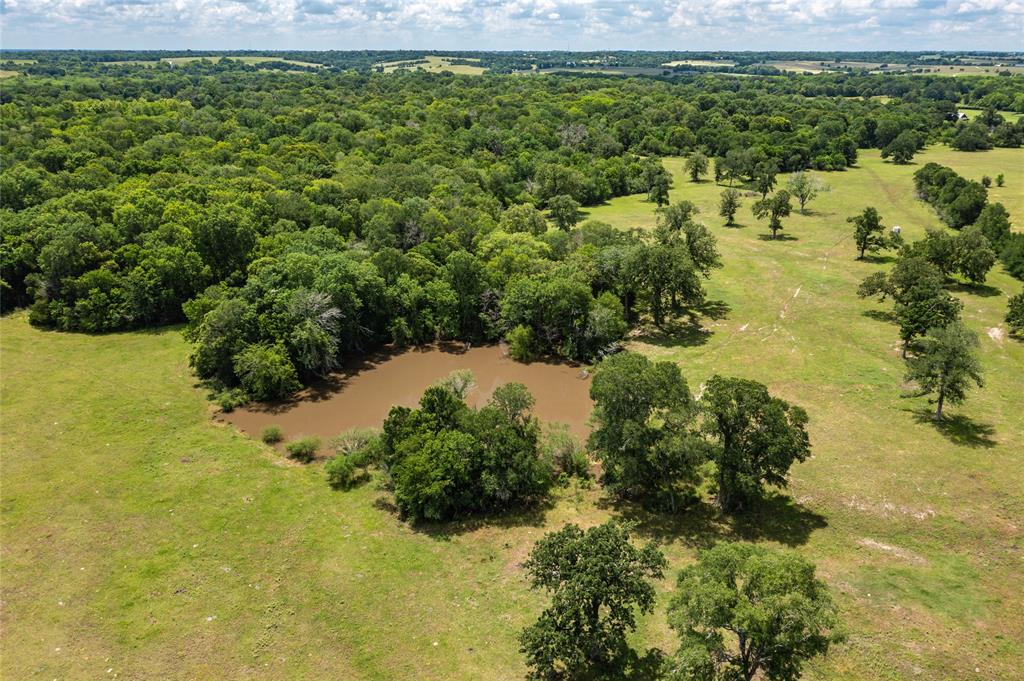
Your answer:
(0, 70), (19, 79)
(2, 146), (1023, 679)
(661, 60), (735, 68)
(379, 56), (486, 76)
(957, 107), (1023, 124)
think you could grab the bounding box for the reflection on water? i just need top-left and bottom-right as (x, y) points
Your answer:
(217, 343), (594, 442)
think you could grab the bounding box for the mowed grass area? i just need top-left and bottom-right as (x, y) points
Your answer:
(3, 146), (1023, 679)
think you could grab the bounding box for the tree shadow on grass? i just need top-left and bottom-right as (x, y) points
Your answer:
(947, 281), (1002, 298)
(909, 408), (997, 448)
(634, 317), (712, 348)
(378, 496), (556, 541)
(860, 254), (897, 265)
(633, 300), (731, 349)
(757, 233), (799, 241)
(862, 309), (896, 324)
(601, 491), (827, 549)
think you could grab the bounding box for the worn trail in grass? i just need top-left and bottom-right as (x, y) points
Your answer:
(2, 146), (1023, 680)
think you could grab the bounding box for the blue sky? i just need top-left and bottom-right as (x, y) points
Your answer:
(2, 0), (1021, 51)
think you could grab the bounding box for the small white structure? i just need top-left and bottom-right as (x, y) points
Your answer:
(892, 225), (902, 236)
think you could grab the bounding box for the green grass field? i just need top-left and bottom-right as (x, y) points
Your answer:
(379, 56), (486, 75)
(2, 146), (1023, 679)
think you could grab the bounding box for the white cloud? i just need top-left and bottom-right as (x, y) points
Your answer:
(1, 0), (1019, 49)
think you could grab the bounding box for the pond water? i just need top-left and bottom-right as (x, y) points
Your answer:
(217, 343), (595, 443)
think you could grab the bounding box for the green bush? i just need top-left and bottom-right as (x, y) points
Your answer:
(261, 425), (283, 444)
(506, 324), (538, 362)
(542, 424), (590, 480)
(215, 388), (249, 412)
(325, 454), (358, 489)
(285, 436), (320, 463)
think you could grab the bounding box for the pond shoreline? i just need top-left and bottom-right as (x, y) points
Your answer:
(217, 342), (595, 444)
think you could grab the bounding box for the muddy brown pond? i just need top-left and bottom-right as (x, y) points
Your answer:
(218, 343), (594, 443)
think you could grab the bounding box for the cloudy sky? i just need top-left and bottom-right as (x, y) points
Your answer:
(2, 0), (1021, 51)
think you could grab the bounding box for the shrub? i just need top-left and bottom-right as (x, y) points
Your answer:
(261, 425), (283, 444)
(285, 436), (320, 463)
(981, 175), (992, 188)
(506, 324), (538, 362)
(996, 173), (1005, 187)
(215, 388), (248, 412)
(542, 424), (590, 480)
(325, 454), (358, 489)
(326, 428), (382, 488)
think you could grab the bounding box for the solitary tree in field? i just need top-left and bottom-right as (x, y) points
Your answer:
(701, 375), (811, 513)
(1007, 293), (1024, 336)
(719, 188), (741, 226)
(519, 522), (666, 679)
(786, 171), (825, 214)
(686, 151), (709, 182)
(849, 206), (898, 259)
(904, 321), (984, 421)
(754, 160), (779, 198)
(667, 542), (843, 681)
(547, 194), (580, 231)
(752, 190), (792, 240)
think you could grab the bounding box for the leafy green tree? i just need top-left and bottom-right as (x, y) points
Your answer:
(881, 130), (920, 164)
(648, 172), (671, 206)
(1006, 293), (1024, 336)
(752, 191), (792, 240)
(519, 522), (666, 680)
(382, 383), (552, 521)
(701, 376), (811, 513)
(686, 151), (709, 182)
(667, 542), (843, 681)
(754, 161), (778, 199)
(719, 189), (741, 226)
(786, 172), (824, 214)
(849, 207), (898, 259)
(233, 343), (300, 401)
(589, 352), (704, 510)
(974, 203), (1011, 251)
(660, 201), (700, 231)
(954, 226), (996, 284)
(905, 321), (984, 420)
(500, 203), (549, 236)
(548, 194), (581, 231)
(858, 255), (963, 355)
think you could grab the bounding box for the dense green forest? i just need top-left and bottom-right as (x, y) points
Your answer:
(2, 58), (1023, 403)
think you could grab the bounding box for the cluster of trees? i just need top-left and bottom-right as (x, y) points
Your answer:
(3, 62), (1007, 339)
(913, 163), (1021, 282)
(948, 109), (1024, 151)
(377, 378), (556, 521)
(172, 206), (719, 403)
(519, 521), (842, 681)
(589, 352), (811, 514)
(855, 202), (996, 419)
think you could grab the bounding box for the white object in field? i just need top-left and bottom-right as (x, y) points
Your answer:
(891, 225), (902, 235)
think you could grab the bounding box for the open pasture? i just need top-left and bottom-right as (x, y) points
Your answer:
(3, 143), (1022, 679)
